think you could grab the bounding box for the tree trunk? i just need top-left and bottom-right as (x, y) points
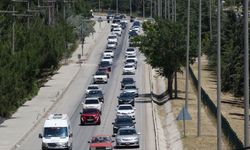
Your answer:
(174, 71), (178, 98)
(168, 75), (174, 99)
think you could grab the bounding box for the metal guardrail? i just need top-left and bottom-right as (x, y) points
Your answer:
(189, 66), (243, 149)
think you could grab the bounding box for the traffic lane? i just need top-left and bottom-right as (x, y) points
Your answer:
(107, 29), (155, 149)
(64, 26), (129, 150)
(68, 27), (129, 149)
(16, 23), (111, 150)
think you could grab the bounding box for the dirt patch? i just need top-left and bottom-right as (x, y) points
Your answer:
(171, 65), (231, 150)
(191, 55), (246, 146)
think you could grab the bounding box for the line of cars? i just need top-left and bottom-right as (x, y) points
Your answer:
(111, 20), (142, 149)
(85, 15), (131, 150)
(38, 15), (141, 150)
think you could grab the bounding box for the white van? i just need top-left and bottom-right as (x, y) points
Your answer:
(39, 114), (73, 150)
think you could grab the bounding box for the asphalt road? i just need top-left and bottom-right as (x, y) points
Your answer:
(16, 21), (156, 150)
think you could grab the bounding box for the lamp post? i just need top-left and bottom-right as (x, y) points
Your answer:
(216, 0), (222, 149)
(243, 0), (249, 147)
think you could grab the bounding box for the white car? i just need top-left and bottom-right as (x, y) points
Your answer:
(112, 28), (122, 36)
(102, 56), (113, 64)
(107, 41), (117, 49)
(130, 26), (140, 34)
(107, 34), (118, 44)
(125, 59), (137, 69)
(85, 84), (101, 94)
(82, 98), (102, 112)
(103, 49), (114, 58)
(116, 104), (136, 119)
(126, 55), (137, 63)
(93, 71), (108, 84)
(125, 48), (136, 57)
(123, 64), (136, 75)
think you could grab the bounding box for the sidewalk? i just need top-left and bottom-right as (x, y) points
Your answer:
(0, 20), (109, 150)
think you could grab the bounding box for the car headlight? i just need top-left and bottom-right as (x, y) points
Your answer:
(59, 142), (68, 147)
(116, 138), (122, 142)
(106, 146), (112, 149)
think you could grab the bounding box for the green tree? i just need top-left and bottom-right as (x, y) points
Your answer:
(135, 19), (188, 98)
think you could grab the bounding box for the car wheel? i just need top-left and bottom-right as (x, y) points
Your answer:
(97, 119), (101, 125)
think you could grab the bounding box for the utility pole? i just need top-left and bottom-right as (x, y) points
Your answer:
(164, 0), (166, 19)
(154, 0), (157, 17)
(116, 0), (118, 14)
(217, 0), (222, 149)
(167, 0), (170, 19)
(209, 0), (212, 40)
(12, 4), (15, 54)
(243, 0), (249, 147)
(185, 0), (190, 111)
(143, 0), (145, 19)
(130, 0), (132, 16)
(197, 0), (202, 137)
(150, 0), (152, 17)
(158, 0), (160, 17)
(99, 0), (100, 12)
(174, 0), (177, 98)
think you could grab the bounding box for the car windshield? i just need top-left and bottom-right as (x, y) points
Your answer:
(109, 35), (116, 39)
(120, 92), (134, 98)
(119, 106), (132, 110)
(126, 59), (135, 63)
(44, 127), (68, 138)
(108, 41), (115, 44)
(91, 136), (111, 143)
(82, 109), (98, 114)
(124, 65), (133, 68)
(95, 71), (105, 75)
(122, 78), (134, 83)
(103, 56), (111, 59)
(105, 50), (113, 53)
(119, 129), (136, 135)
(127, 48), (135, 52)
(88, 86), (98, 90)
(100, 61), (110, 66)
(125, 86), (136, 89)
(117, 118), (133, 124)
(85, 100), (99, 104)
(88, 90), (101, 95)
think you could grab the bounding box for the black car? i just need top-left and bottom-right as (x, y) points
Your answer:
(85, 90), (104, 103)
(130, 16), (135, 22)
(99, 61), (112, 72)
(117, 92), (135, 106)
(112, 116), (135, 133)
(121, 77), (135, 89)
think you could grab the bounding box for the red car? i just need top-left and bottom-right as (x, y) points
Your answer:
(98, 68), (110, 78)
(88, 135), (114, 150)
(80, 108), (101, 125)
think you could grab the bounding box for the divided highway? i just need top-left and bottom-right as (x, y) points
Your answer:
(16, 21), (156, 150)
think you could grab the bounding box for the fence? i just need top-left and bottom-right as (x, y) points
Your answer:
(189, 66), (243, 149)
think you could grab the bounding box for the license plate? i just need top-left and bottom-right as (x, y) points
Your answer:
(87, 119), (93, 121)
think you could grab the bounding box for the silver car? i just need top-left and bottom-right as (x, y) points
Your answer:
(123, 84), (138, 97)
(114, 127), (140, 148)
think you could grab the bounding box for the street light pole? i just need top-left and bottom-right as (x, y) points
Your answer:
(98, 0), (100, 12)
(130, 0), (132, 16)
(197, 0), (202, 137)
(217, 0), (222, 149)
(116, 0), (118, 14)
(243, 0), (249, 147)
(12, 5), (15, 54)
(143, 0), (145, 19)
(150, 0), (152, 17)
